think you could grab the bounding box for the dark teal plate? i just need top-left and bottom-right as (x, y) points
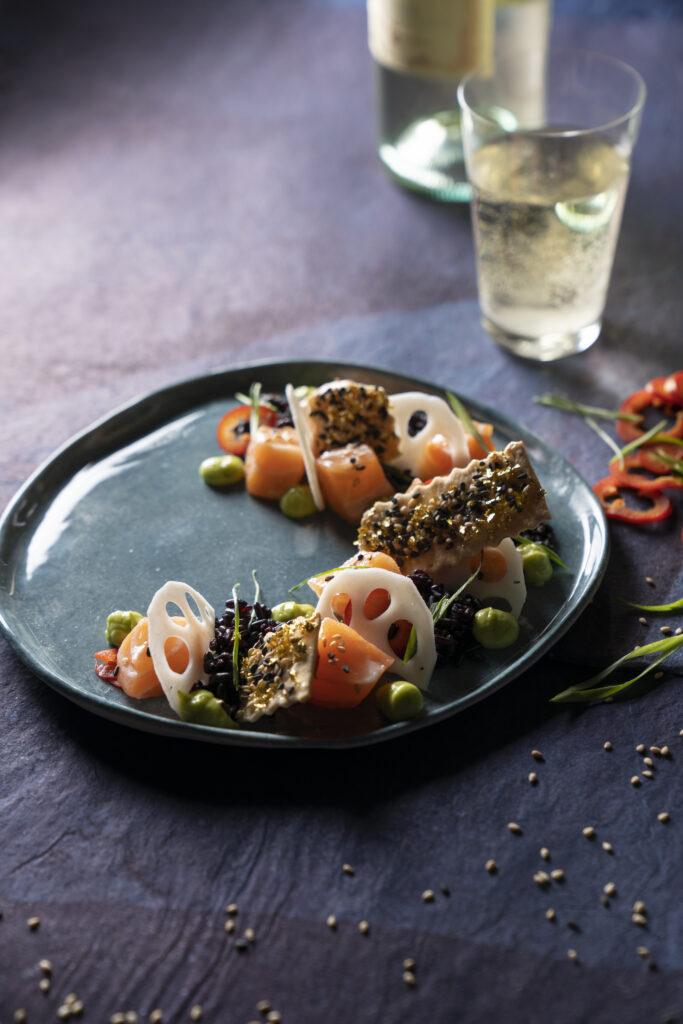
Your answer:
(0, 360), (608, 748)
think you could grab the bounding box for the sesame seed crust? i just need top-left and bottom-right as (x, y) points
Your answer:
(306, 380), (400, 460)
(237, 614), (320, 722)
(357, 442), (550, 573)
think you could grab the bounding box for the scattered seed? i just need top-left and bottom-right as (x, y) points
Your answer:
(643, 756), (654, 767)
(224, 919), (235, 933)
(582, 826), (595, 838)
(507, 822), (522, 835)
(638, 617), (648, 626)
(632, 913), (647, 926)
(650, 746), (662, 756)
(645, 576), (655, 586)
(660, 745), (670, 757)
(266, 1013), (281, 1024)
(631, 776), (641, 787)
(13, 1012), (27, 1024)
(636, 744), (645, 753)
(551, 869), (565, 882)
(39, 978), (50, 993)
(657, 812), (670, 823)
(57, 1007), (71, 1020)
(540, 847), (550, 861)
(531, 750), (544, 761)
(534, 871), (551, 887)
(65, 996), (77, 1007)
(226, 903), (238, 915)
(27, 917), (40, 930)
(403, 970), (416, 986)
(485, 859), (496, 874)
(245, 927), (256, 943)
(545, 908), (556, 921)
(660, 626), (672, 635)
(643, 770), (654, 779)
(189, 1007), (202, 1022)
(358, 920), (370, 934)
(676, 628), (682, 636)
(528, 772), (538, 784)
(633, 901), (646, 915)
(125, 1014), (138, 1024)
(149, 1013), (163, 1024)
(39, 959), (52, 973)
(567, 949), (578, 963)
(603, 741), (612, 751)
(602, 841), (613, 853)
(342, 863), (354, 876)
(604, 882), (617, 897)
(637, 946), (650, 958)
(422, 889), (435, 902)
(110, 1016), (126, 1024)
(326, 914), (337, 930)
(256, 1000), (272, 1014)
(402, 957), (416, 970)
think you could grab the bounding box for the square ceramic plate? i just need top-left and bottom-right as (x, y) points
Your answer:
(0, 360), (608, 748)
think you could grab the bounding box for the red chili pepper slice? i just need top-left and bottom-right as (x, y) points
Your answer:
(593, 476), (673, 523)
(94, 648), (121, 686)
(217, 404), (279, 455)
(662, 371), (683, 406)
(617, 388), (683, 443)
(608, 452), (683, 492)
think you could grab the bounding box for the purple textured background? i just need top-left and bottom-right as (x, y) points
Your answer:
(1, 2), (682, 1022)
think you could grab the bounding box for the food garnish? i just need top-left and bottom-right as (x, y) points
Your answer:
(550, 635), (683, 704)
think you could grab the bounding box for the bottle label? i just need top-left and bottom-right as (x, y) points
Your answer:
(367, 0), (495, 81)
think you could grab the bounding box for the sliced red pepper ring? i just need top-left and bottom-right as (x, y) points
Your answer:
(645, 371), (683, 406)
(608, 452), (683, 492)
(593, 476), (673, 523)
(617, 387), (683, 443)
(217, 404), (279, 455)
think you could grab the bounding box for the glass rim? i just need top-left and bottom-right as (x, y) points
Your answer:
(457, 47), (647, 140)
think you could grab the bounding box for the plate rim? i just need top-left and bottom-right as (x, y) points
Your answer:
(0, 357), (610, 749)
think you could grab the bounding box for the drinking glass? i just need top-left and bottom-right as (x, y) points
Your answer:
(457, 49), (646, 361)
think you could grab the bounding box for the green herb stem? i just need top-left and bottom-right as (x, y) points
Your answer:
(446, 391), (489, 453)
(534, 394), (641, 423)
(550, 634), (683, 704)
(620, 596), (683, 613)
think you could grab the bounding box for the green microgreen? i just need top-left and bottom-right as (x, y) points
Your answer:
(534, 394), (641, 423)
(647, 448), (683, 477)
(403, 626), (417, 664)
(235, 387), (277, 413)
(446, 391), (488, 453)
(289, 564), (351, 594)
(620, 596), (683, 613)
(430, 556), (482, 625)
(550, 634), (683, 703)
(249, 570), (262, 626)
(232, 583), (241, 683)
(515, 537), (568, 569)
(616, 419), (669, 460)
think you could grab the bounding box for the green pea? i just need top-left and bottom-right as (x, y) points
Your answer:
(473, 607), (520, 650)
(279, 484), (317, 519)
(521, 544), (553, 587)
(176, 690), (237, 729)
(199, 455), (245, 487)
(105, 609), (143, 647)
(375, 680), (424, 723)
(271, 601), (316, 623)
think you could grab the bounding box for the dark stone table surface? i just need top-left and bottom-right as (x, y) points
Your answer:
(1, 2), (681, 1021)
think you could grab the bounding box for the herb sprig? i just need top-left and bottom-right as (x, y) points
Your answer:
(550, 635), (683, 704)
(446, 391), (488, 453)
(620, 596), (683, 613)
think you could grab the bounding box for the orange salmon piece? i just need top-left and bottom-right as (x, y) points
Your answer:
(310, 618), (394, 709)
(245, 426), (305, 500)
(316, 443), (393, 524)
(117, 617), (189, 700)
(466, 422), (496, 460)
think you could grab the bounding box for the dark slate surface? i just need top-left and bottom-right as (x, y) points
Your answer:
(0, 2), (682, 1022)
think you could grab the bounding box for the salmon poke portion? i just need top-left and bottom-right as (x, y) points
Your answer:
(94, 379), (562, 732)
